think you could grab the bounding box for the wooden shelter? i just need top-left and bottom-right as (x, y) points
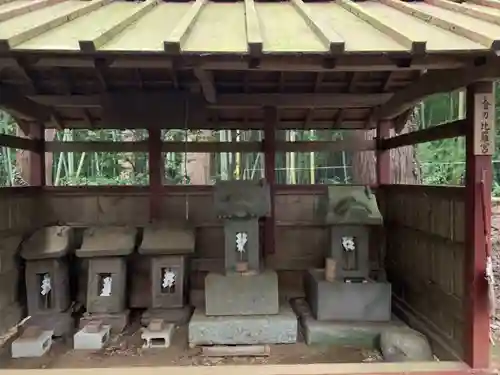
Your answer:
(0, 0), (498, 373)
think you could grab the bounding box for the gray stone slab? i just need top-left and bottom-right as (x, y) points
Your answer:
(139, 225), (195, 255)
(73, 324), (111, 350)
(77, 226), (136, 258)
(188, 305), (298, 346)
(26, 311), (73, 337)
(141, 306), (193, 327)
(291, 298), (405, 348)
(21, 226), (74, 260)
(304, 269), (391, 322)
(205, 271), (279, 316)
(11, 328), (53, 358)
(141, 323), (175, 349)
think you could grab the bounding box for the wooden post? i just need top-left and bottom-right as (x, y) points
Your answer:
(464, 81), (494, 369)
(264, 107), (277, 255)
(26, 123), (45, 186)
(148, 128), (163, 222)
(376, 120), (391, 186)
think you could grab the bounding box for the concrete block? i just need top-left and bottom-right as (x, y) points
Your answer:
(79, 310), (129, 334)
(141, 323), (175, 349)
(291, 298), (404, 348)
(26, 311), (73, 337)
(11, 327), (53, 358)
(188, 305), (298, 346)
(304, 269), (391, 322)
(205, 271), (279, 316)
(141, 306), (193, 326)
(73, 323), (111, 350)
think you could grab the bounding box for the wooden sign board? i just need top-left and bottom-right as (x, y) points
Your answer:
(474, 92), (495, 155)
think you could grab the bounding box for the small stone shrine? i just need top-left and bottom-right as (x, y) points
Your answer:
(138, 223), (195, 346)
(297, 185), (392, 346)
(20, 226), (74, 336)
(189, 180), (298, 346)
(76, 226), (136, 333)
(305, 185), (390, 321)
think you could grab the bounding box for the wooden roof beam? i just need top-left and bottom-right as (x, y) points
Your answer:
(380, 0), (500, 51)
(425, 0), (500, 26)
(369, 62), (500, 123)
(0, 0), (112, 51)
(193, 68), (217, 104)
(290, 0), (345, 54)
(469, 0), (500, 10)
(30, 92), (392, 109)
(338, 0), (426, 54)
(79, 0), (159, 52)
(0, 87), (52, 122)
(164, 0), (206, 54)
(244, 0), (263, 57)
(0, 0), (66, 23)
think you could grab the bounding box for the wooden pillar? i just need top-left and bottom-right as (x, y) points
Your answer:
(464, 81), (494, 369)
(148, 128), (163, 222)
(263, 107), (277, 255)
(376, 120), (391, 186)
(26, 123), (45, 186)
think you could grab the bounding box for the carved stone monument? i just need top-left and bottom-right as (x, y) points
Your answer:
(189, 180), (298, 346)
(21, 226), (74, 336)
(305, 185), (391, 322)
(138, 223), (195, 327)
(76, 226), (136, 333)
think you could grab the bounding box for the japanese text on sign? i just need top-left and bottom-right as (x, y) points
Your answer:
(474, 93), (495, 155)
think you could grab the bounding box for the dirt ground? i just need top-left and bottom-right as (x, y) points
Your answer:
(1, 320), (383, 369)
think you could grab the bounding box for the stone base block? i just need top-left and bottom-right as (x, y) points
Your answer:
(189, 305), (297, 346)
(304, 269), (391, 322)
(141, 306), (193, 327)
(26, 311), (73, 337)
(11, 329), (53, 358)
(141, 323), (175, 349)
(73, 324), (111, 350)
(291, 298), (404, 348)
(79, 310), (129, 334)
(204, 271), (279, 316)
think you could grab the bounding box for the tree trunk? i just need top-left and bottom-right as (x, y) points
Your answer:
(351, 113), (421, 185)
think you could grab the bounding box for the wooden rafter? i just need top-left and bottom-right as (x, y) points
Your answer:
(0, 0), (66, 23)
(164, 0), (206, 54)
(0, 133), (38, 151)
(0, 0), (112, 51)
(370, 62), (500, 122)
(426, 0), (500, 26)
(244, 0), (263, 56)
(30, 92), (392, 109)
(193, 68), (216, 103)
(79, 0), (159, 52)
(380, 0), (500, 50)
(290, 0), (345, 53)
(338, 0), (426, 53)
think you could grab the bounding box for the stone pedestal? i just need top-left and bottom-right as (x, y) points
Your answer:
(305, 269), (391, 322)
(138, 225), (195, 326)
(21, 226), (75, 337)
(11, 327), (53, 358)
(204, 271), (279, 316)
(76, 226), (136, 333)
(189, 305), (297, 346)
